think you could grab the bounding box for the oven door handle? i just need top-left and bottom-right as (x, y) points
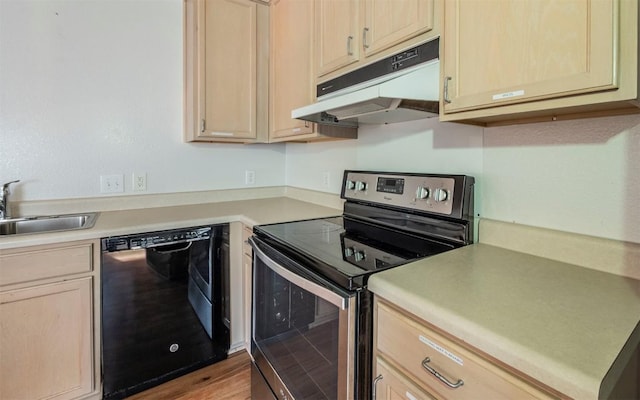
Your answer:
(249, 236), (348, 310)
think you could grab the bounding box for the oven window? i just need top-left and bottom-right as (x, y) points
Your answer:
(254, 257), (341, 399)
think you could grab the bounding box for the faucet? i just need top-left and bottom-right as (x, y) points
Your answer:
(0, 180), (20, 220)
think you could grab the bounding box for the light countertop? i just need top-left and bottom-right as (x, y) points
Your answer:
(369, 238), (640, 399)
(0, 197), (342, 250)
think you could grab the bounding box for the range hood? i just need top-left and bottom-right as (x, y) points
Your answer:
(292, 39), (440, 128)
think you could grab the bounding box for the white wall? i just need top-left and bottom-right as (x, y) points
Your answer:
(482, 114), (640, 244)
(287, 115), (640, 244)
(285, 117), (484, 198)
(0, 0), (286, 202)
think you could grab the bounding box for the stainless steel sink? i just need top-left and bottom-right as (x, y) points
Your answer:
(0, 213), (98, 236)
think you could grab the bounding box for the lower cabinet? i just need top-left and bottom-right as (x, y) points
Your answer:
(373, 298), (560, 400)
(242, 224), (253, 346)
(0, 241), (100, 400)
(375, 356), (436, 400)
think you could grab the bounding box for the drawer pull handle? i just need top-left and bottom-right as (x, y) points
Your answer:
(422, 357), (464, 389)
(372, 374), (383, 400)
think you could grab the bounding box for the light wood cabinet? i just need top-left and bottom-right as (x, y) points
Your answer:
(373, 298), (561, 400)
(0, 241), (101, 400)
(316, 0), (437, 81)
(270, 0), (357, 142)
(242, 225), (253, 347)
(316, 0), (360, 77)
(184, 0), (269, 143)
(364, 0), (434, 59)
(440, 0), (640, 125)
(270, 0), (315, 140)
(375, 356), (436, 400)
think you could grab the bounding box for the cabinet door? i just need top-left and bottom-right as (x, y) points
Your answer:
(270, 0), (315, 139)
(316, 0), (360, 77)
(184, 0), (268, 142)
(271, 0), (358, 142)
(442, 0), (617, 114)
(374, 357), (437, 400)
(363, 0), (433, 58)
(204, 0), (257, 139)
(0, 278), (94, 400)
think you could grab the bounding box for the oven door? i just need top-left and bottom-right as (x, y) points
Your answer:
(250, 236), (357, 400)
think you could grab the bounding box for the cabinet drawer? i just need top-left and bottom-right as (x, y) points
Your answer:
(376, 300), (556, 400)
(0, 241), (95, 287)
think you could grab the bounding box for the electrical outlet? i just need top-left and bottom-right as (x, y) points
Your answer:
(245, 170), (255, 185)
(100, 174), (124, 193)
(322, 171), (331, 188)
(133, 172), (147, 192)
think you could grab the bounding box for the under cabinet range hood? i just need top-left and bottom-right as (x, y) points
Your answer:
(292, 39), (440, 127)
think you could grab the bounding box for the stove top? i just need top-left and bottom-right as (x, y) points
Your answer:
(255, 216), (456, 290)
(254, 171), (475, 290)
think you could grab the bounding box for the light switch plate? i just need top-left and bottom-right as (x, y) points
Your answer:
(100, 174), (124, 193)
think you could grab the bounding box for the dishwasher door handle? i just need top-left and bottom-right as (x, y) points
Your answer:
(148, 241), (193, 253)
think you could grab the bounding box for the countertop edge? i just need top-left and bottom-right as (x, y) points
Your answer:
(368, 241), (640, 400)
(0, 196), (342, 250)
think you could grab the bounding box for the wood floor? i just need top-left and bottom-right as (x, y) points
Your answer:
(128, 350), (251, 400)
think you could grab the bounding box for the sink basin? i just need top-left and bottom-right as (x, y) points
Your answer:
(0, 213), (99, 236)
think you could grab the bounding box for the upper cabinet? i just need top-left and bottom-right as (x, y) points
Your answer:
(183, 0), (639, 141)
(269, 0), (357, 142)
(316, 0), (360, 76)
(440, 0), (640, 125)
(316, 0), (438, 80)
(363, 0), (434, 58)
(184, 0), (269, 143)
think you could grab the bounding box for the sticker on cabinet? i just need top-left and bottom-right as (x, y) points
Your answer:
(419, 335), (464, 366)
(405, 391), (418, 400)
(492, 89), (525, 100)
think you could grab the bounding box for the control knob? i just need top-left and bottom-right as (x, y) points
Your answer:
(345, 180), (356, 190)
(434, 188), (449, 202)
(415, 186), (429, 200)
(354, 250), (366, 262)
(355, 181), (367, 191)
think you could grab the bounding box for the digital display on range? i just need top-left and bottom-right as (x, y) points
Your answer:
(376, 177), (404, 194)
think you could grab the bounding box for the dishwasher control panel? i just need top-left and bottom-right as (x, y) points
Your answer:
(102, 226), (212, 252)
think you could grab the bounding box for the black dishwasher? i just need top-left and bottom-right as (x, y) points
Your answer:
(101, 224), (230, 399)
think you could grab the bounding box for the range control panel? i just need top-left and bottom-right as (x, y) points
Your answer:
(102, 227), (212, 252)
(341, 171), (473, 217)
(342, 237), (406, 270)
